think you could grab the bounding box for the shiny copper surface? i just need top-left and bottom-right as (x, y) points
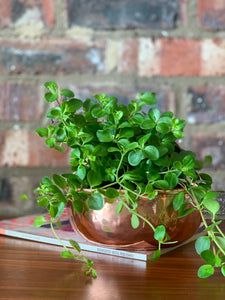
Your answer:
(67, 190), (201, 246)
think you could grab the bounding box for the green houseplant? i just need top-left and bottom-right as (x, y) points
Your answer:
(33, 81), (225, 279)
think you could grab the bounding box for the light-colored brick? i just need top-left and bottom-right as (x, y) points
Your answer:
(201, 39), (225, 76)
(138, 38), (161, 77)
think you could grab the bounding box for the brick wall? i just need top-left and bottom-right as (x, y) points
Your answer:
(1, 0), (225, 216)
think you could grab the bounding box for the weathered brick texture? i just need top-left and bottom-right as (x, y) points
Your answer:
(0, 176), (43, 216)
(198, 0), (225, 30)
(0, 130), (71, 168)
(0, 83), (41, 121)
(66, 0), (184, 30)
(0, 39), (105, 75)
(0, 0), (55, 28)
(0, 0), (225, 216)
(187, 86), (225, 124)
(191, 134), (225, 170)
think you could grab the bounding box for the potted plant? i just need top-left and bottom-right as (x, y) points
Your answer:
(33, 81), (225, 279)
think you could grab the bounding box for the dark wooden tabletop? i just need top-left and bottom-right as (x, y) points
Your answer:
(0, 232), (225, 300)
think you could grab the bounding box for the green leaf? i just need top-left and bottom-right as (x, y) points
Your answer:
(173, 130), (183, 139)
(138, 133), (151, 146)
(144, 146), (159, 160)
(165, 173), (178, 189)
(205, 155), (212, 164)
(131, 214), (140, 229)
(149, 249), (161, 262)
(128, 150), (144, 166)
(55, 202), (65, 217)
(156, 122), (170, 134)
(61, 250), (75, 258)
(221, 265), (225, 277)
(34, 216), (46, 227)
(54, 145), (65, 152)
(69, 239), (81, 252)
(153, 180), (169, 190)
(173, 161), (182, 171)
(108, 147), (121, 153)
(105, 188), (119, 199)
(200, 250), (216, 265)
(87, 170), (102, 187)
(55, 217), (61, 229)
(35, 127), (49, 137)
(91, 106), (106, 118)
(140, 92), (157, 105)
(45, 137), (56, 148)
(72, 198), (84, 213)
(172, 118), (186, 130)
(88, 193), (104, 210)
(173, 192), (185, 211)
(154, 225), (166, 242)
(52, 174), (67, 189)
(140, 119), (155, 130)
(116, 202), (123, 215)
(195, 236), (211, 255)
(42, 176), (53, 185)
(46, 107), (61, 118)
(183, 155), (195, 170)
(55, 128), (66, 142)
(198, 265), (214, 278)
(44, 92), (58, 103)
(148, 107), (160, 123)
(44, 81), (58, 92)
(65, 98), (83, 112)
(60, 89), (74, 98)
(202, 198), (220, 215)
(37, 197), (48, 207)
(77, 165), (86, 180)
(204, 191), (220, 200)
(71, 148), (81, 158)
(119, 127), (134, 139)
(20, 194), (28, 200)
(131, 113), (145, 124)
(178, 203), (195, 218)
(96, 130), (114, 142)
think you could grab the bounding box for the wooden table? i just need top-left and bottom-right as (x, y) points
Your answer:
(0, 234), (225, 300)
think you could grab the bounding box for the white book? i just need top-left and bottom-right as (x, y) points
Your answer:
(0, 210), (205, 261)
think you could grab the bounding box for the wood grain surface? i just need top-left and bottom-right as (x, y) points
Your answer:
(0, 228), (225, 300)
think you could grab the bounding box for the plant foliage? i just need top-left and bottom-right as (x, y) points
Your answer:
(33, 81), (225, 279)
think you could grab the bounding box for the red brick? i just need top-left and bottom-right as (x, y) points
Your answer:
(191, 134), (225, 169)
(187, 85), (225, 124)
(0, 83), (42, 121)
(0, 129), (70, 167)
(0, 38), (105, 75)
(160, 39), (201, 76)
(198, 0), (225, 30)
(41, 0), (55, 27)
(28, 131), (71, 167)
(0, 0), (55, 28)
(0, 1), (12, 27)
(201, 39), (225, 76)
(119, 38), (138, 74)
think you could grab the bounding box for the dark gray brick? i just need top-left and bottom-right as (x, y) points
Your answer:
(67, 0), (182, 30)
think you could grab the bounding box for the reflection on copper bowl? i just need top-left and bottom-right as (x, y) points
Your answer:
(67, 190), (201, 247)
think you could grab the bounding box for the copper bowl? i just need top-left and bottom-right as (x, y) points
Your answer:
(67, 190), (201, 246)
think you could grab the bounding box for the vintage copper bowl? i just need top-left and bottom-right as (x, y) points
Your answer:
(67, 189), (201, 247)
